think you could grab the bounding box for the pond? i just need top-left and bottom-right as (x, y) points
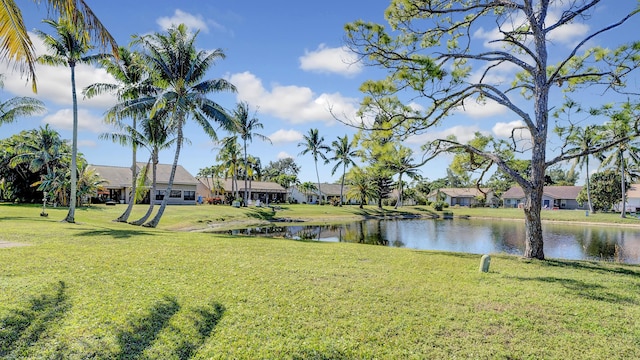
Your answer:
(220, 218), (640, 264)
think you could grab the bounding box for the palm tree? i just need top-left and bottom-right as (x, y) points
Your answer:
(216, 136), (241, 203)
(0, 75), (45, 125)
(231, 102), (271, 206)
(298, 128), (330, 204)
(85, 46), (152, 222)
(101, 113), (176, 226)
(391, 146), (420, 209)
(127, 24), (236, 227)
(9, 124), (67, 181)
(345, 167), (375, 209)
(562, 124), (603, 213)
(598, 106), (640, 218)
(246, 155), (262, 203)
(36, 16), (110, 223)
(299, 181), (318, 203)
(0, 0), (117, 92)
(330, 134), (357, 206)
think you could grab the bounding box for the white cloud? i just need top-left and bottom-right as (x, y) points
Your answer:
(228, 71), (360, 125)
(157, 9), (210, 33)
(407, 125), (486, 145)
(492, 120), (529, 138)
(453, 97), (507, 118)
(42, 108), (109, 133)
(269, 129), (303, 144)
(1, 32), (117, 109)
(299, 44), (362, 77)
(493, 120), (532, 151)
(277, 151), (293, 159)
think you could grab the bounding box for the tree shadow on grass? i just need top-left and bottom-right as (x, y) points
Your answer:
(540, 258), (640, 277)
(71, 227), (158, 239)
(506, 275), (638, 305)
(173, 302), (225, 360)
(116, 296), (180, 360)
(246, 208), (277, 220)
(0, 281), (69, 358)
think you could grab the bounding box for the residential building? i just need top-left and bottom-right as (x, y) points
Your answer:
(90, 163), (198, 205)
(290, 182), (357, 205)
(196, 177), (287, 205)
(502, 186), (585, 210)
(427, 187), (497, 207)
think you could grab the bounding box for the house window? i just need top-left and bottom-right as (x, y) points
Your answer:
(170, 190), (182, 198)
(155, 190), (164, 200)
(184, 190), (195, 201)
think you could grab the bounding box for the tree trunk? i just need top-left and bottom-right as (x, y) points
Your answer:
(63, 64), (77, 223)
(144, 125), (182, 228)
(315, 159), (322, 204)
(620, 152), (626, 218)
(586, 158), (593, 213)
(243, 141), (248, 206)
(130, 158), (156, 225)
(523, 184), (545, 260)
(115, 119), (137, 222)
(339, 164), (346, 206)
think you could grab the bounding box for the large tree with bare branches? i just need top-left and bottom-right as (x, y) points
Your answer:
(345, 0), (640, 259)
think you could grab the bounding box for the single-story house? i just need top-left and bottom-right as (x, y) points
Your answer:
(427, 188), (497, 207)
(290, 182), (357, 205)
(90, 163), (199, 205)
(502, 185), (585, 210)
(617, 183), (640, 212)
(196, 177), (287, 205)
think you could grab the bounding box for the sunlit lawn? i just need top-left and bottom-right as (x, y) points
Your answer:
(1, 203), (640, 359)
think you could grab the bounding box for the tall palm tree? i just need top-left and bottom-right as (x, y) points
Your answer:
(599, 106), (640, 218)
(129, 24), (236, 227)
(85, 46), (152, 222)
(330, 134), (357, 206)
(246, 155), (262, 203)
(0, 0), (117, 92)
(216, 136), (241, 203)
(562, 124), (603, 213)
(101, 112), (175, 226)
(298, 128), (329, 204)
(390, 146), (421, 209)
(36, 16), (110, 223)
(0, 75), (45, 125)
(231, 102), (271, 206)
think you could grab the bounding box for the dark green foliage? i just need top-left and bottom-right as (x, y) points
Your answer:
(577, 170), (628, 211)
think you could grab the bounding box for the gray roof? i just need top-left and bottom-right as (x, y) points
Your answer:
(427, 187), (492, 198)
(296, 182), (348, 196)
(89, 163), (198, 188)
(502, 186), (583, 200)
(195, 178), (286, 193)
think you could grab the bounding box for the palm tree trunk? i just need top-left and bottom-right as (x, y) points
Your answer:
(621, 152), (626, 218)
(130, 158), (156, 225)
(315, 159), (322, 204)
(243, 140), (248, 206)
(144, 125), (183, 227)
(63, 64), (78, 223)
(586, 158), (593, 213)
(115, 119), (137, 222)
(339, 164), (346, 207)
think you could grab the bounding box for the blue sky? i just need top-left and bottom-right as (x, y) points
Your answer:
(1, 1), (639, 185)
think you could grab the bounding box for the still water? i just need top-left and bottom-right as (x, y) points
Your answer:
(223, 218), (640, 264)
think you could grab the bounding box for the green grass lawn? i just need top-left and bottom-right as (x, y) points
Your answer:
(1, 203), (640, 359)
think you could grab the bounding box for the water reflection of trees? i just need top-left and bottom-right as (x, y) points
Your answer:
(340, 220), (390, 246)
(219, 219), (640, 264)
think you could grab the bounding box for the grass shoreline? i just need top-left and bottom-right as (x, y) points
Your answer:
(1, 204), (640, 358)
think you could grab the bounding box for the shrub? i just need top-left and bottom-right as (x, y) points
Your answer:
(433, 201), (446, 211)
